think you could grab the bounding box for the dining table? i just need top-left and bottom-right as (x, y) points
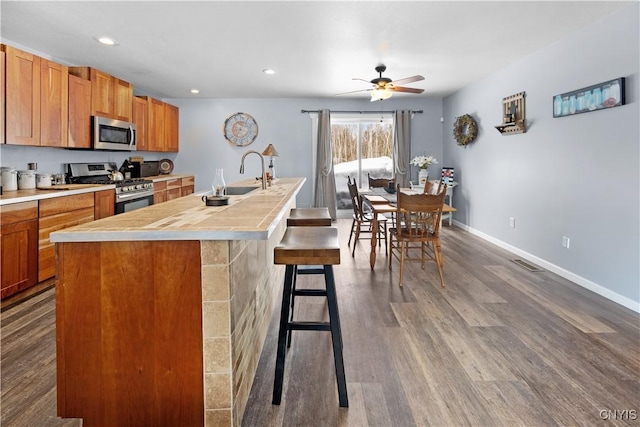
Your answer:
(361, 187), (456, 269)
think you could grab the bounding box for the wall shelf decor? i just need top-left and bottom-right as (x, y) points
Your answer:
(495, 91), (526, 135)
(553, 77), (625, 118)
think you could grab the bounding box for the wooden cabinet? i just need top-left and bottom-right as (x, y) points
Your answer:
(94, 190), (115, 220)
(164, 103), (179, 152)
(181, 176), (194, 196)
(1, 202), (39, 299)
(69, 67), (132, 121)
(146, 97), (165, 151)
(132, 96), (148, 151)
(40, 59), (69, 147)
(3, 44), (69, 147)
(38, 193), (94, 282)
(3, 44), (41, 146)
(153, 181), (168, 204)
(1, 50), (5, 145)
(166, 178), (182, 201)
(68, 74), (92, 149)
(139, 96), (179, 152)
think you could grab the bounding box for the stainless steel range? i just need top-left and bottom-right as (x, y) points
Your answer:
(66, 162), (154, 214)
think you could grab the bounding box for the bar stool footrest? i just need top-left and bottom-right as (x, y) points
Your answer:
(293, 289), (327, 297)
(288, 321), (331, 331)
(297, 267), (325, 275)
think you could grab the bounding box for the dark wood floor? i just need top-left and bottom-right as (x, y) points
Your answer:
(2, 220), (638, 426)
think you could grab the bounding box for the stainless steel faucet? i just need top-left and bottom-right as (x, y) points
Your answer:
(239, 150), (267, 190)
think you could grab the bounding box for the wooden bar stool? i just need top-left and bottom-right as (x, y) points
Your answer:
(286, 207), (332, 347)
(273, 226), (348, 407)
(287, 207), (332, 226)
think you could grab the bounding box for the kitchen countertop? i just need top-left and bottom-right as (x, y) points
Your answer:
(0, 173), (195, 206)
(0, 184), (114, 206)
(51, 177), (305, 243)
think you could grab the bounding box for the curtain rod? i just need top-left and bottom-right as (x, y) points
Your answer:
(301, 109), (423, 114)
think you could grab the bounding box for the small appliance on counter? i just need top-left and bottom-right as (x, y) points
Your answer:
(131, 161), (159, 178)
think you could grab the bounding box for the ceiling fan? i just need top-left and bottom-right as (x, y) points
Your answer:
(337, 64), (425, 102)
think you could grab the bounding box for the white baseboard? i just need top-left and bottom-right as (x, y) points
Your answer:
(452, 220), (640, 314)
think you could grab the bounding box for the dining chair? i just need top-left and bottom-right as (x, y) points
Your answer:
(388, 184), (447, 287)
(423, 179), (444, 195)
(367, 173), (394, 189)
(347, 176), (388, 257)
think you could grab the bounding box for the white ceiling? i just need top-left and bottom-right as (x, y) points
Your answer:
(0, 1), (633, 100)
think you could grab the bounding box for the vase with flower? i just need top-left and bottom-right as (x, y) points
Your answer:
(410, 155), (438, 186)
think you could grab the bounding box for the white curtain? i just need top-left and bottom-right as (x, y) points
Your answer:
(313, 109), (337, 219)
(393, 110), (412, 188)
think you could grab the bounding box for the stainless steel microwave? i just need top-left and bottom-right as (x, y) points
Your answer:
(92, 116), (137, 151)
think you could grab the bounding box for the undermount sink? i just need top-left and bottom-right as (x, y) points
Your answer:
(225, 186), (260, 196)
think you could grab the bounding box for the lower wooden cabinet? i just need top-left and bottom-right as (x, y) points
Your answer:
(94, 189), (115, 220)
(181, 176), (194, 196)
(38, 193), (94, 282)
(154, 177), (195, 203)
(154, 181), (167, 204)
(1, 202), (39, 299)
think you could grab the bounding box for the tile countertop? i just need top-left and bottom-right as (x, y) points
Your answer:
(51, 177), (306, 243)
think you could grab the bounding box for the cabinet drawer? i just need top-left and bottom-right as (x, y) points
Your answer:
(39, 193), (94, 217)
(166, 179), (181, 191)
(154, 181), (167, 191)
(38, 206), (94, 282)
(1, 201), (38, 227)
(181, 176), (194, 186)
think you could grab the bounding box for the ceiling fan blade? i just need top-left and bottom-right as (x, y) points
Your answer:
(352, 78), (371, 83)
(392, 86), (424, 94)
(390, 75), (424, 86)
(336, 88), (372, 96)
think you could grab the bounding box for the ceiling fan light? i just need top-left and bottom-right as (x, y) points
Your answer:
(370, 88), (393, 102)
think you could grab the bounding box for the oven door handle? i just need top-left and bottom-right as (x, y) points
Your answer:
(117, 191), (153, 201)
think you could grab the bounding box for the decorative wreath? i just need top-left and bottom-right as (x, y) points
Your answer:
(453, 114), (478, 147)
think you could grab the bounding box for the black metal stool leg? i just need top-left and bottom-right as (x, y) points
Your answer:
(287, 265), (298, 348)
(323, 265), (349, 407)
(273, 264), (295, 405)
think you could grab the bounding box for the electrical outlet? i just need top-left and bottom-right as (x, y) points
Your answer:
(562, 236), (570, 248)
(509, 217), (515, 228)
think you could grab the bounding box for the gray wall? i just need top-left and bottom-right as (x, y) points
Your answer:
(165, 97), (443, 208)
(442, 3), (639, 309)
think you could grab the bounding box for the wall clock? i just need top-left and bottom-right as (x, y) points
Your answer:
(223, 112), (259, 147)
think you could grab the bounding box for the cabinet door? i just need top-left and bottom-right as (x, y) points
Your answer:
(40, 59), (69, 147)
(68, 74), (92, 148)
(90, 68), (114, 118)
(147, 97), (166, 152)
(0, 201), (39, 299)
(1, 51), (5, 144)
(164, 103), (179, 152)
(114, 78), (133, 122)
(4, 45), (41, 145)
(166, 188), (181, 201)
(154, 181), (167, 204)
(94, 190), (115, 219)
(132, 97), (148, 151)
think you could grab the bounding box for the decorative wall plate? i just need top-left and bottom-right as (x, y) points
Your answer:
(158, 159), (174, 174)
(223, 112), (258, 147)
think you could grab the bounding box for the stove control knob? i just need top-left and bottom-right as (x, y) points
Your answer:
(121, 186), (129, 192)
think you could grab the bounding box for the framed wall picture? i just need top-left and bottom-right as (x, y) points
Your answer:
(441, 167), (455, 185)
(553, 77), (625, 118)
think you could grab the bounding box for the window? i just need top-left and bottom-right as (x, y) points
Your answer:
(332, 114), (394, 209)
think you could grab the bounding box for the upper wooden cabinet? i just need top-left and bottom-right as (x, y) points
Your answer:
(3, 44), (41, 145)
(68, 74), (92, 149)
(138, 96), (179, 152)
(164, 103), (179, 152)
(3, 44), (69, 147)
(132, 96), (148, 151)
(40, 59), (69, 147)
(69, 67), (133, 122)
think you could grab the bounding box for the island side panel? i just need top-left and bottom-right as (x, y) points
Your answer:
(230, 201), (291, 425)
(56, 240), (204, 427)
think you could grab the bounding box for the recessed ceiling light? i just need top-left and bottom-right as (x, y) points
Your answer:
(263, 69), (275, 75)
(94, 36), (119, 46)
(190, 89), (200, 94)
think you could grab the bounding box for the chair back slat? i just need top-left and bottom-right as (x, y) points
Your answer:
(347, 176), (366, 221)
(368, 173), (395, 189)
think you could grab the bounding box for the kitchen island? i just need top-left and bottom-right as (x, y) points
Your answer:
(51, 177), (305, 427)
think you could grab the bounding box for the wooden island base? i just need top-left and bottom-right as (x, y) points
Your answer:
(54, 179), (303, 427)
